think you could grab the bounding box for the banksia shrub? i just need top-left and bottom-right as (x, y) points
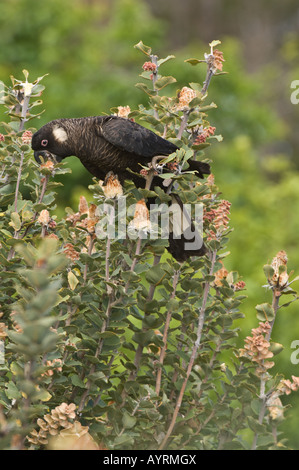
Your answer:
(0, 45), (298, 452)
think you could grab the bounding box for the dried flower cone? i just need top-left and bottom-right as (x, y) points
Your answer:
(176, 86), (197, 111)
(79, 195), (89, 215)
(267, 395), (284, 421)
(129, 199), (151, 231)
(101, 172), (123, 198)
(116, 105), (131, 118)
(40, 160), (55, 171)
(64, 243), (80, 261)
(205, 49), (225, 73)
(27, 403), (78, 446)
(213, 263), (229, 287)
(205, 199), (231, 240)
(21, 130), (33, 144)
(278, 376), (299, 395)
(239, 321), (275, 377)
(38, 209), (50, 226)
(270, 250), (289, 288)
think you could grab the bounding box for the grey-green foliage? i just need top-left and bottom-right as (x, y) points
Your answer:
(0, 45), (298, 450)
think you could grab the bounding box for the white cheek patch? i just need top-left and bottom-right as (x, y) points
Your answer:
(53, 126), (68, 143)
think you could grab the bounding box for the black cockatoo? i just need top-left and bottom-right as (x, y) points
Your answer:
(32, 115), (210, 261)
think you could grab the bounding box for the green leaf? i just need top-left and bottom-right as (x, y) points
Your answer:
(209, 39), (222, 48)
(157, 55), (175, 66)
(263, 264), (275, 280)
(71, 375), (85, 388)
(122, 411), (137, 429)
(145, 263), (169, 286)
(185, 58), (206, 66)
(134, 40), (152, 56)
(154, 76), (177, 90)
(135, 82), (154, 96)
(9, 212), (21, 231)
(255, 303), (275, 322)
(269, 342), (284, 356)
(5, 381), (22, 400)
(68, 271), (79, 291)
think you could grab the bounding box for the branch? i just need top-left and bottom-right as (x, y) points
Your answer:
(155, 268), (180, 396)
(159, 249), (217, 450)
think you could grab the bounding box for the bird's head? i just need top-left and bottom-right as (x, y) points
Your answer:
(31, 121), (70, 163)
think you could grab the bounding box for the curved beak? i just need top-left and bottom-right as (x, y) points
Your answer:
(34, 150), (62, 164)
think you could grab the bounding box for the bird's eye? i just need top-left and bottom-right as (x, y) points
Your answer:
(41, 139), (48, 147)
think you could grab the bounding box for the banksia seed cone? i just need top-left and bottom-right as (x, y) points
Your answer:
(129, 199), (151, 232)
(79, 195), (89, 215)
(116, 106), (131, 118)
(101, 172), (123, 198)
(176, 86), (197, 111)
(38, 209), (50, 226)
(270, 250), (289, 288)
(213, 263), (229, 287)
(40, 160), (55, 171)
(27, 403), (78, 446)
(267, 395), (284, 421)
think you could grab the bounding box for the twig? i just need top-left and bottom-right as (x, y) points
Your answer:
(251, 288), (281, 450)
(155, 269), (181, 396)
(159, 249), (217, 450)
(14, 151), (24, 213)
(177, 109), (190, 140)
(83, 235), (96, 284)
(128, 254), (161, 381)
(201, 69), (214, 96)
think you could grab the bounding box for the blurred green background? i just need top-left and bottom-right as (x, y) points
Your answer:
(1, 0), (299, 448)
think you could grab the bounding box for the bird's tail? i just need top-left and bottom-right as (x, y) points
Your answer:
(167, 194), (207, 262)
(188, 160), (211, 178)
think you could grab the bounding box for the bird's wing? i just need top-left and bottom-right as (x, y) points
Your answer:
(99, 116), (178, 158)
